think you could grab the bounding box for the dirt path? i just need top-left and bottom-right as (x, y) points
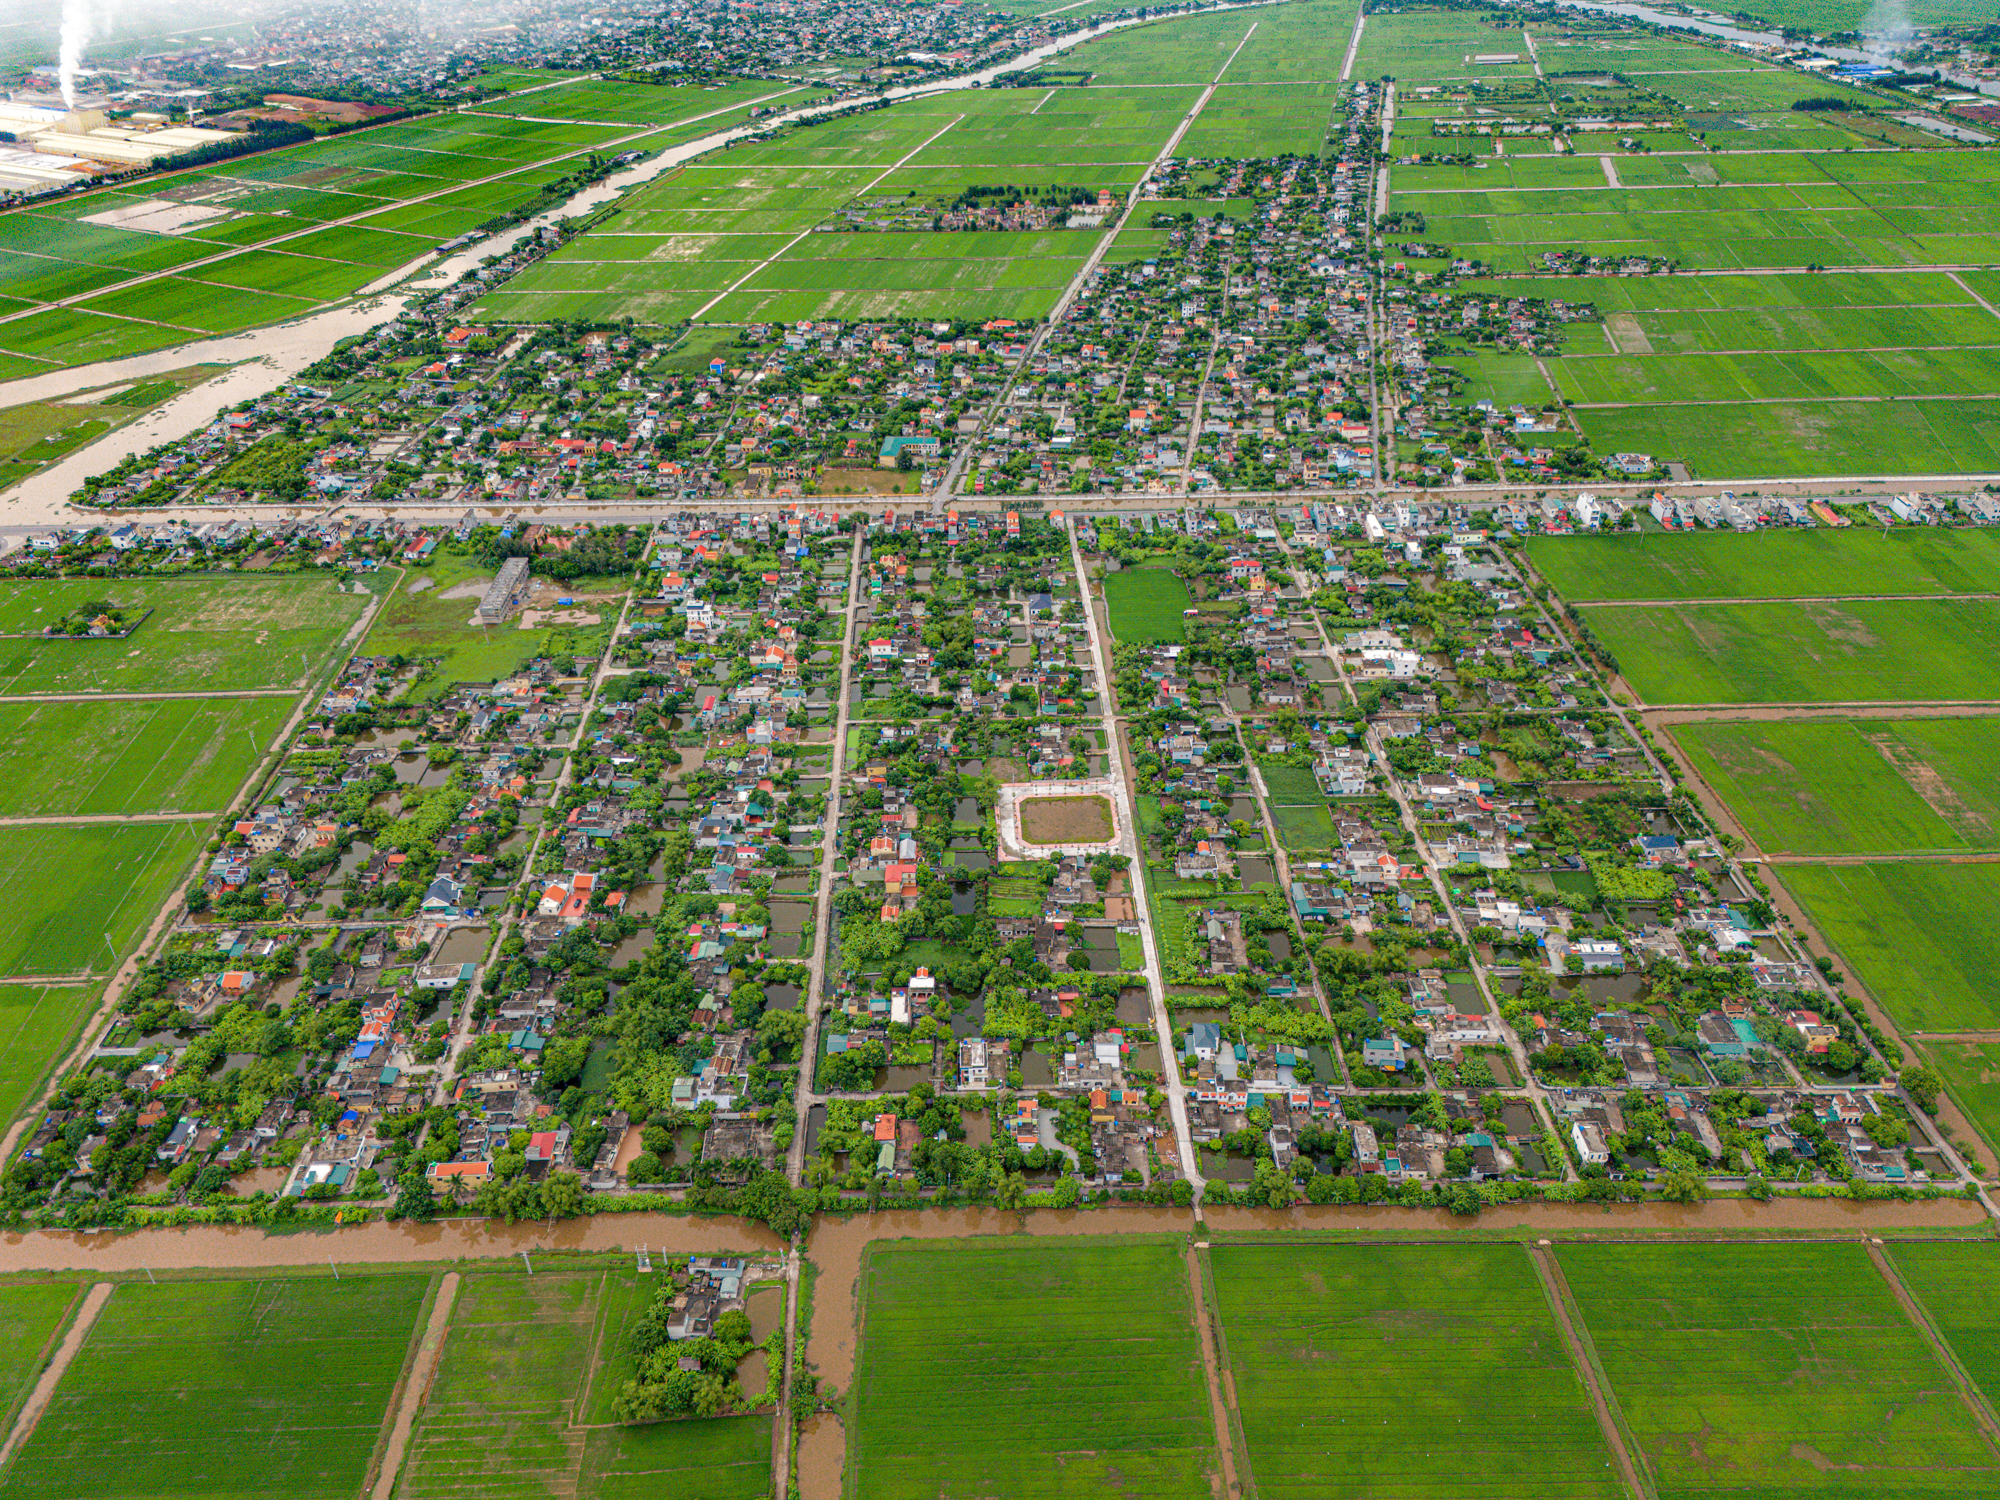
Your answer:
(1186, 1245), (1243, 1500)
(1644, 704), (2000, 726)
(1862, 1238), (2000, 1446)
(0, 1281), (110, 1467)
(771, 1243), (800, 1500)
(368, 1271), (460, 1500)
(1530, 1245), (1651, 1500)
(0, 1213), (782, 1275)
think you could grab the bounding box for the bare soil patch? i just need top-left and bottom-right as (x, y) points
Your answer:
(1020, 794), (1113, 844)
(368, 1270), (459, 1500)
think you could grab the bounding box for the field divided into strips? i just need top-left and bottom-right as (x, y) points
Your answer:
(0, 1276), (428, 1500)
(485, 82), (1203, 325)
(1397, 149), (2000, 273)
(1527, 525), (2000, 602)
(1179, 82), (1346, 158)
(395, 1267), (769, 1500)
(1351, 8), (1539, 85)
(1921, 1040), (2000, 1164)
(0, 574), (367, 695)
(1777, 861), (2000, 1034)
(1207, 1243), (1623, 1500)
(1674, 717), (2000, 856)
(1557, 1242), (2000, 1500)
(0, 105), (656, 373)
(474, 76), (795, 127)
(850, 1239), (1215, 1500)
(0, 822), (209, 977)
(0, 696), (291, 818)
(1583, 598), (2000, 705)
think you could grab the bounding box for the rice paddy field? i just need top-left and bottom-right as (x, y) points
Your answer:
(1914, 1041), (2000, 1169)
(477, 82), (1208, 325)
(395, 1267), (770, 1500)
(0, 984), (100, 1132)
(0, 1282), (82, 1418)
(0, 821), (208, 977)
(0, 1276), (429, 1500)
(0, 574), (367, 695)
(1528, 525), (2000, 603)
(1674, 717), (2000, 855)
(0, 696), (288, 819)
(0, 81), (804, 375)
(1584, 598), (2000, 705)
(1557, 1241), (2000, 1500)
(1777, 860), (2000, 1034)
(1887, 1241), (2000, 1411)
(1103, 565), (1190, 643)
(849, 1238), (1216, 1500)
(1208, 1243), (1622, 1500)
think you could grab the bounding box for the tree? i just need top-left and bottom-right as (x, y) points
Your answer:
(1903, 1065), (1943, 1115)
(538, 1171), (586, 1219)
(392, 1171), (438, 1221)
(1658, 1167), (1708, 1204)
(995, 1172), (1027, 1210)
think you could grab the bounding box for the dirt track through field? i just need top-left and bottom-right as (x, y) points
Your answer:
(1530, 1246), (1650, 1500)
(368, 1270), (459, 1500)
(1186, 1245), (1241, 1500)
(0, 1281), (109, 1467)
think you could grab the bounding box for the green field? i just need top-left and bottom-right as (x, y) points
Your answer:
(850, 1238), (1215, 1499)
(365, 557), (616, 698)
(1271, 801), (1336, 851)
(0, 1282), (82, 1423)
(0, 984), (101, 1131)
(1529, 529), (2000, 603)
(1558, 1241), (2000, 1499)
(0, 697), (288, 819)
(1676, 717), (2000, 855)
(1103, 567), (1191, 644)
(1586, 598), (2000, 704)
(1209, 1243), (1622, 1500)
(395, 1267), (768, 1500)
(1779, 861), (2000, 1033)
(1886, 1242), (2000, 1413)
(1919, 1041), (2000, 1166)
(1257, 763), (1325, 803)
(0, 576), (367, 695)
(0, 821), (205, 977)
(0, 1276), (427, 1500)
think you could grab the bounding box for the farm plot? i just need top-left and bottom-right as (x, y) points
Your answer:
(0, 1275), (428, 1500)
(1887, 1242), (2000, 1411)
(0, 696), (289, 819)
(1527, 525), (2000, 602)
(1556, 1241), (2000, 1499)
(475, 76), (792, 126)
(0, 984), (100, 1133)
(0, 575), (367, 695)
(0, 1282), (82, 1417)
(703, 231), (1088, 325)
(0, 113), (636, 372)
(1674, 717), (2000, 855)
(1778, 860), (2000, 1033)
(1257, 763), (1326, 803)
(850, 1238), (1215, 1500)
(1271, 802), (1336, 851)
(0, 822), (207, 977)
(395, 1267), (766, 1500)
(1208, 1243), (1621, 1500)
(1577, 396), (2000, 480)
(1918, 1041), (2000, 1166)
(1582, 598), (2000, 705)
(1178, 83), (1343, 158)
(1104, 565), (1190, 643)
(1351, 8), (1539, 84)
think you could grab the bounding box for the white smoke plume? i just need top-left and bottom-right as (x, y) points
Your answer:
(1860, 0), (1911, 66)
(58, 0), (96, 109)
